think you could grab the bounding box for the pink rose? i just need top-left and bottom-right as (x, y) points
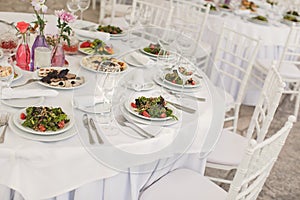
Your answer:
(55, 9), (77, 23)
(16, 21), (30, 34)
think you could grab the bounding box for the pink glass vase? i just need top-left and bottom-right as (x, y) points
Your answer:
(16, 42), (31, 71)
(51, 43), (65, 67)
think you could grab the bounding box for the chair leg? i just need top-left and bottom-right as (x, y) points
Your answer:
(293, 91), (300, 120)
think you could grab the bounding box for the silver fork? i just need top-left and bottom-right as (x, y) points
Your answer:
(0, 114), (9, 144)
(11, 79), (40, 89)
(116, 115), (154, 139)
(82, 114), (95, 144)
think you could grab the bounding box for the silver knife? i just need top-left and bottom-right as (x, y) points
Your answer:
(89, 118), (104, 144)
(167, 101), (196, 114)
(82, 114), (95, 144)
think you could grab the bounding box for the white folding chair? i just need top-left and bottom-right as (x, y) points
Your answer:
(129, 0), (173, 28)
(99, 0), (132, 27)
(139, 116), (295, 200)
(168, 0), (211, 72)
(206, 66), (285, 183)
(255, 25), (300, 120)
(211, 26), (260, 133)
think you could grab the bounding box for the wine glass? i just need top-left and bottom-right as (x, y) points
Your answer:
(96, 61), (121, 134)
(67, 0), (80, 15)
(0, 63), (15, 103)
(78, 0), (91, 20)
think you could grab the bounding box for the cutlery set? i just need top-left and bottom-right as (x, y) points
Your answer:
(82, 114), (104, 144)
(0, 113), (9, 144)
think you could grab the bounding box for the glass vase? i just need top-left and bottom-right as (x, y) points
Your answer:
(31, 34), (49, 70)
(51, 43), (65, 67)
(16, 39), (31, 71)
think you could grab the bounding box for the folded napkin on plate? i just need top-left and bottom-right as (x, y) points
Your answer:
(73, 28), (110, 41)
(128, 69), (145, 91)
(130, 52), (154, 66)
(73, 95), (104, 107)
(1, 88), (59, 99)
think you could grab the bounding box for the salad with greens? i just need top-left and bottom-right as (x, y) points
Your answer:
(130, 96), (177, 120)
(97, 25), (123, 34)
(20, 106), (70, 132)
(143, 43), (169, 56)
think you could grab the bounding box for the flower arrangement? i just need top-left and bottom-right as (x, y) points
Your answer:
(54, 9), (77, 46)
(21, 0), (48, 34)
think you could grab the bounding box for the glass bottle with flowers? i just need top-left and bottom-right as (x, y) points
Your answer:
(15, 21), (31, 71)
(24, 0), (49, 69)
(51, 9), (77, 67)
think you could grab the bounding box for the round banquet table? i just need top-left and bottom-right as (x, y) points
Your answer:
(0, 12), (225, 200)
(203, 7), (291, 105)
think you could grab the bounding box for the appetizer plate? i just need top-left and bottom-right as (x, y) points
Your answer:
(163, 74), (202, 89)
(13, 108), (75, 136)
(124, 96), (180, 122)
(80, 55), (128, 73)
(1, 96), (44, 108)
(34, 67), (86, 90)
(280, 19), (300, 26)
(153, 74), (201, 93)
(9, 117), (77, 142)
(78, 41), (118, 56)
(120, 104), (179, 126)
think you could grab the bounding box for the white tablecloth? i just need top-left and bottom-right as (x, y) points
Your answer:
(0, 12), (225, 199)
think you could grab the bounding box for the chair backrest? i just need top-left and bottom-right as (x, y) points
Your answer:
(212, 26), (260, 106)
(169, 0), (210, 44)
(246, 66), (285, 143)
(99, 0), (131, 24)
(130, 0), (174, 27)
(278, 25), (300, 76)
(227, 116), (295, 200)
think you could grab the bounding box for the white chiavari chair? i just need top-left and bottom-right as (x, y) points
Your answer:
(168, 0), (211, 72)
(139, 116), (295, 200)
(205, 66), (285, 184)
(255, 25), (300, 120)
(211, 26), (260, 133)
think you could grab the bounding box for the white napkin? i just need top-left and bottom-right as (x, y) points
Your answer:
(128, 69), (145, 91)
(130, 52), (154, 66)
(234, 9), (251, 16)
(73, 95), (104, 107)
(1, 88), (59, 99)
(73, 28), (110, 41)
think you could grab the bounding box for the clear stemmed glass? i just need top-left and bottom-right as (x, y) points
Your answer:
(78, 0), (91, 20)
(67, 0), (80, 15)
(96, 61), (121, 134)
(0, 63), (14, 103)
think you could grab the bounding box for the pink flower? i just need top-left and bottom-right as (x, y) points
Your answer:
(16, 21), (30, 34)
(55, 9), (77, 23)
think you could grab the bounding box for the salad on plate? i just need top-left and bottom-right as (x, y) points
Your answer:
(142, 43), (169, 57)
(20, 106), (70, 132)
(130, 96), (178, 120)
(96, 25), (123, 35)
(79, 39), (114, 55)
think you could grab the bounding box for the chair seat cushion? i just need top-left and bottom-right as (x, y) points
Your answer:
(207, 130), (248, 166)
(140, 169), (227, 200)
(257, 59), (300, 79)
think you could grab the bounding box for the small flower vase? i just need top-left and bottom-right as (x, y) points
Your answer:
(51, 43), (65, 67)
(31, 34), (49, 69)
(16, 38), (30, 71)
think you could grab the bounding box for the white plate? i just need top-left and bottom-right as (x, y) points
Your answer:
(120, 104), (179, 126)
(80, 55), (128, 73)
(2, 96), (44, 108)
(124, 96), (179, 122)
(153, 74), (201, 93)
(127, 82), (155, 91)
(280, 19), (300, 26)
(163, 73), (202, 89)
(34, 67), (86, 90)
(78, 41), (118, 56)
(13, 108), (75, 136)
(9, 117), (77, 142)
(13, 67), (23, 82)
(123, 54), (147, 68)
(139, 48), (160, 58)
